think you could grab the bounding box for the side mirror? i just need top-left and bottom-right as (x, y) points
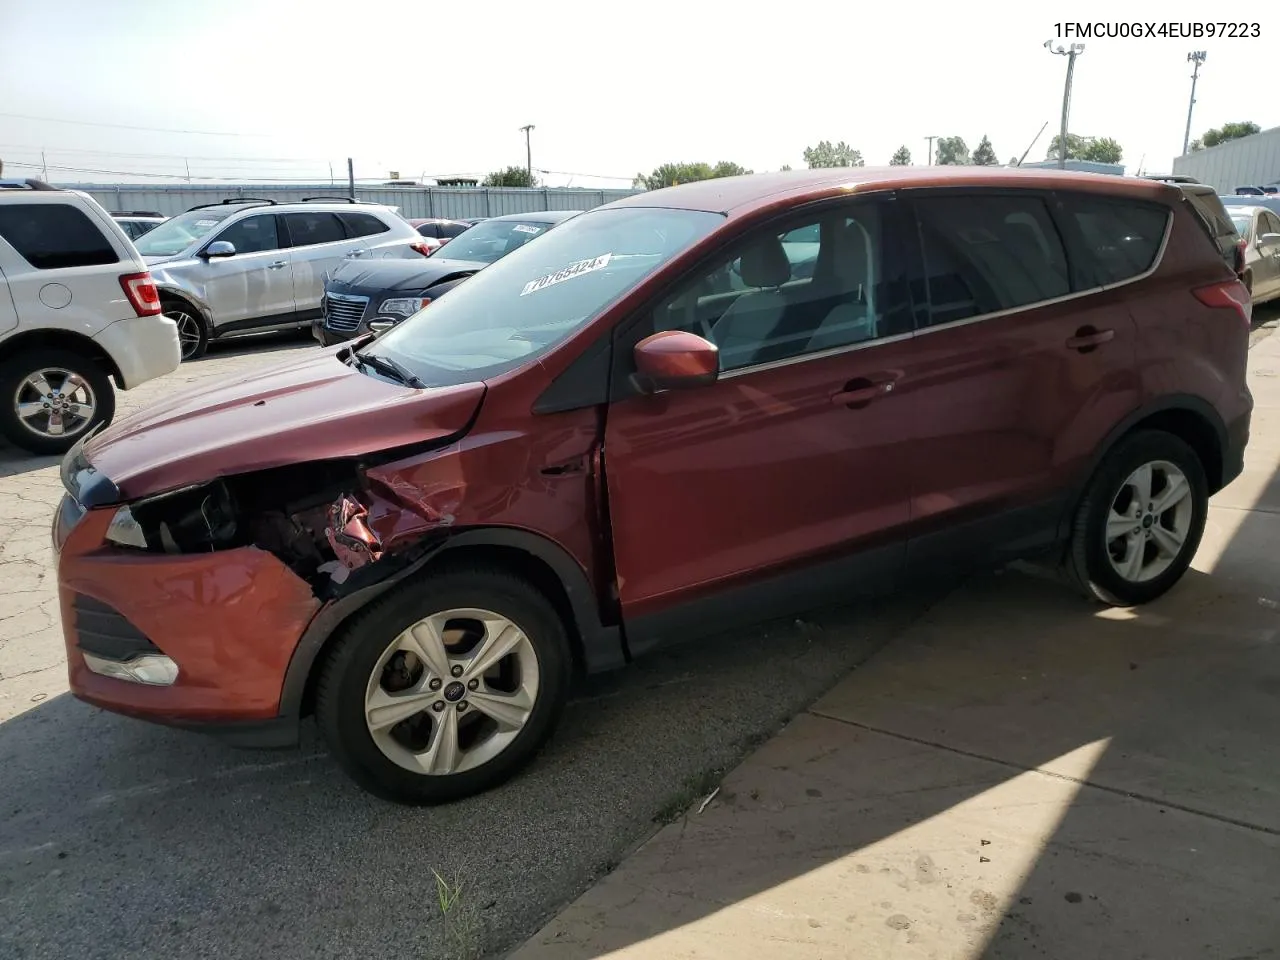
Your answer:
(632, 330), (719, 393)
(1259, 233), (1280, 247)
(203, 240), (236, 259)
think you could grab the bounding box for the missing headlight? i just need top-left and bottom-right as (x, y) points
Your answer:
(107, 482), (242, 553)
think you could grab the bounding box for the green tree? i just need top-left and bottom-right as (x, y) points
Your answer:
(971, 135), (998, 166)
(935, 136), (969, 165)
(1196, 121), (1261, 150)
(1046, 133), (1087, 161)
(632, 161), (751, 190)
(482, 165), (537, 187)
(803, 140), (864, 168)
(1081, 136), (1123, 164)
(1047, 133), (1123, 164)
(1007, 157), (1020, 167)
(889, 145), (911, 165)
(780, 164), (793, 172)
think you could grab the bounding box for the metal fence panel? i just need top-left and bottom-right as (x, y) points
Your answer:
(1172, 128), (1280, 192)
(64, 182), (642, 219)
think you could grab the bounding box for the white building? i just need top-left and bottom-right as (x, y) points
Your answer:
(1171, 126), (1280, 192)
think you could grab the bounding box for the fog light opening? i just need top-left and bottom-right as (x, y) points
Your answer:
(82, 653), (179, 686)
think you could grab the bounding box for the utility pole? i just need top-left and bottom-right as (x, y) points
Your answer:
(347, 157), (355, 199)
(925, 136), (937, 166)
(1045, 40), (1085, 169)
(519, 124), (534, 186)
(1183, 51), (1207, 156)
(40, 150), (47, 180)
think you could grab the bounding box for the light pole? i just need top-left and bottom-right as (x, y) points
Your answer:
(1045, 40), (1085, 169)
(519, 124), (535, 186)
(925, 135), (937, 166)
(1183, 51), (1207, 156)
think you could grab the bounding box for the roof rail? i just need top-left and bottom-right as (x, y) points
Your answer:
(112, 210), (165, 217)
(186, 197), (277, 212)
(0, 178), (59, 191)
(300, 196), (361, 203)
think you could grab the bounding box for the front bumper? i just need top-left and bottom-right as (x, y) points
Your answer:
(55, 500), (320, 746)
(92, 314), (181, 390)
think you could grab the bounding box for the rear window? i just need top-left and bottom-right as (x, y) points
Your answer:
(338, 212), (390, 238)
(0, 203), (120, 270)
(1061, 195), (1169, 286)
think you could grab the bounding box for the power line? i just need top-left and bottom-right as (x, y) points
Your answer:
(536, 168), (635, 182)
(0, 111), (270, 137)
(0, 143), (330, 163)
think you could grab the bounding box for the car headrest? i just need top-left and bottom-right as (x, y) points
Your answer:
(739, 237), (791, 288)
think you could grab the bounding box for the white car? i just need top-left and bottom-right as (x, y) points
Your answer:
(0, 179), (180, 455)
(133, 198), (435, 360)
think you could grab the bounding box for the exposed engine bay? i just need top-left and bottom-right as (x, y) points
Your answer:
(120, 459), (448, 597)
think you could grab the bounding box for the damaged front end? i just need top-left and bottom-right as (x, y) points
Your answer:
(99, 459), (458, 599)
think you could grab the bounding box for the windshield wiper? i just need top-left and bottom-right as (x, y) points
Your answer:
(353, 350), (426, 389)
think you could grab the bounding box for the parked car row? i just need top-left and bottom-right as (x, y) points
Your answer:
(111, 211), (167, 240)
(50, 166), (1253, 806)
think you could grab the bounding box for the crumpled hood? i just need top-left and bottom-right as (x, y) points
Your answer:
(328, 256), (487, 293)
(83, 347), (485, 500)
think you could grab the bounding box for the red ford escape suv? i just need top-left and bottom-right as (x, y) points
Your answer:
(54, 168), (1252, 804)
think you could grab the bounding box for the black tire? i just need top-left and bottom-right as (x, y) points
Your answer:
(1064, 430), (1208, 606)
(315, 565), (573, 805)
(0, 347), (116, 455)
(162, 298), (210, 361)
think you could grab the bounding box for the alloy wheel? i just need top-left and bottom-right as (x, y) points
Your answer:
(363, 608), (541, 776)
(1104, 459), (1195, 583)
(12, 367), (97, 440)
(168, 310), (203, 360)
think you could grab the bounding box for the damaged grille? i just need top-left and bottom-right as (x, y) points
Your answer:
(323, 292), (369, 332)
(72, 594), (163, 661)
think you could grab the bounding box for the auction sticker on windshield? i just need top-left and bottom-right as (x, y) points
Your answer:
(512, 224), (542, 235)
(521, 254), (612, 296)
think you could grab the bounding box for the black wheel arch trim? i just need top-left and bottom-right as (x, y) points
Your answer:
(1058, 393), (1229, 540)
(276, 525), (625, 725)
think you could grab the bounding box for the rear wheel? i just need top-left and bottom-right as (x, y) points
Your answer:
(0, 347), (115, 455)
(163, 299), (209, 361)
(1065, 430), (1208, 606)
(315, 565), (573, 804)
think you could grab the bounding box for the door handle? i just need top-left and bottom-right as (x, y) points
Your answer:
(1065, 327), (1114, 351)
(268, 260), (288, 269)
(347, 249), (366, 257)
(831, 376), (897, 408)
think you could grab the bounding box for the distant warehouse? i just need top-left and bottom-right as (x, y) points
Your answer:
(1172, 126), (1280, 192)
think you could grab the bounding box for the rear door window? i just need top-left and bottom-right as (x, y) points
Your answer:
(0, 203), (120, 270)
(338, 212), (391, 238)
(1061, 196), (1170, 286)
(282, 212), (346, 247)
(913, 193), (1070, 326)
(1260, 211), (1280, 238)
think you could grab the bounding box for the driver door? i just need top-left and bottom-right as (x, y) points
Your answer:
(602, 198), (918, 654)
(200, 213), (295, 328)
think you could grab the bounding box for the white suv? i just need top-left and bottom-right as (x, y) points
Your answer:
(132, 197), (432, 359)
(0, 179), (180, 455)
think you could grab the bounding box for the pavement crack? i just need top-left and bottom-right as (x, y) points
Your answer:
(806, 711), (1280, 839)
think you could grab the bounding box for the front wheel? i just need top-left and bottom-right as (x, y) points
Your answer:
(1065, 430), (1208, 606)
(0, 348), (116, 455)
(163, 300), (210, 361)
(315, 566), (573, 804)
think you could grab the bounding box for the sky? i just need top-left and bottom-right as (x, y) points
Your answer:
(0, 0), (1274, 189)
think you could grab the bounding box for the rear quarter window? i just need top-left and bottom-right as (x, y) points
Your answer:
(0, 203), (120, 270)
(1060, 195), (1169, 286)
(339, 212), (392, 238)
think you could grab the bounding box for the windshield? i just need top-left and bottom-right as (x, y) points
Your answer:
(1231, 215), (1252, 238)
(367, 206), (723, 386)
(134, 209), (233, 257)
(434, 218), (562, 264)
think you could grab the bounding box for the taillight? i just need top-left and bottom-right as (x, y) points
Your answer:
(119, 271), (161, 317)
(1234, 238), (1247, 277)
(409, 241), (434, 257)
(1193, 279), (1252, 326)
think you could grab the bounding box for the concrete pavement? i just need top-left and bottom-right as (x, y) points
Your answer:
(510, 327), (1280, 959)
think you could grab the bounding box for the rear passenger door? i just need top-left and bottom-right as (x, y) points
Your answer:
(901, 189), (1144, 576)
(282, 211), (363, 315)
